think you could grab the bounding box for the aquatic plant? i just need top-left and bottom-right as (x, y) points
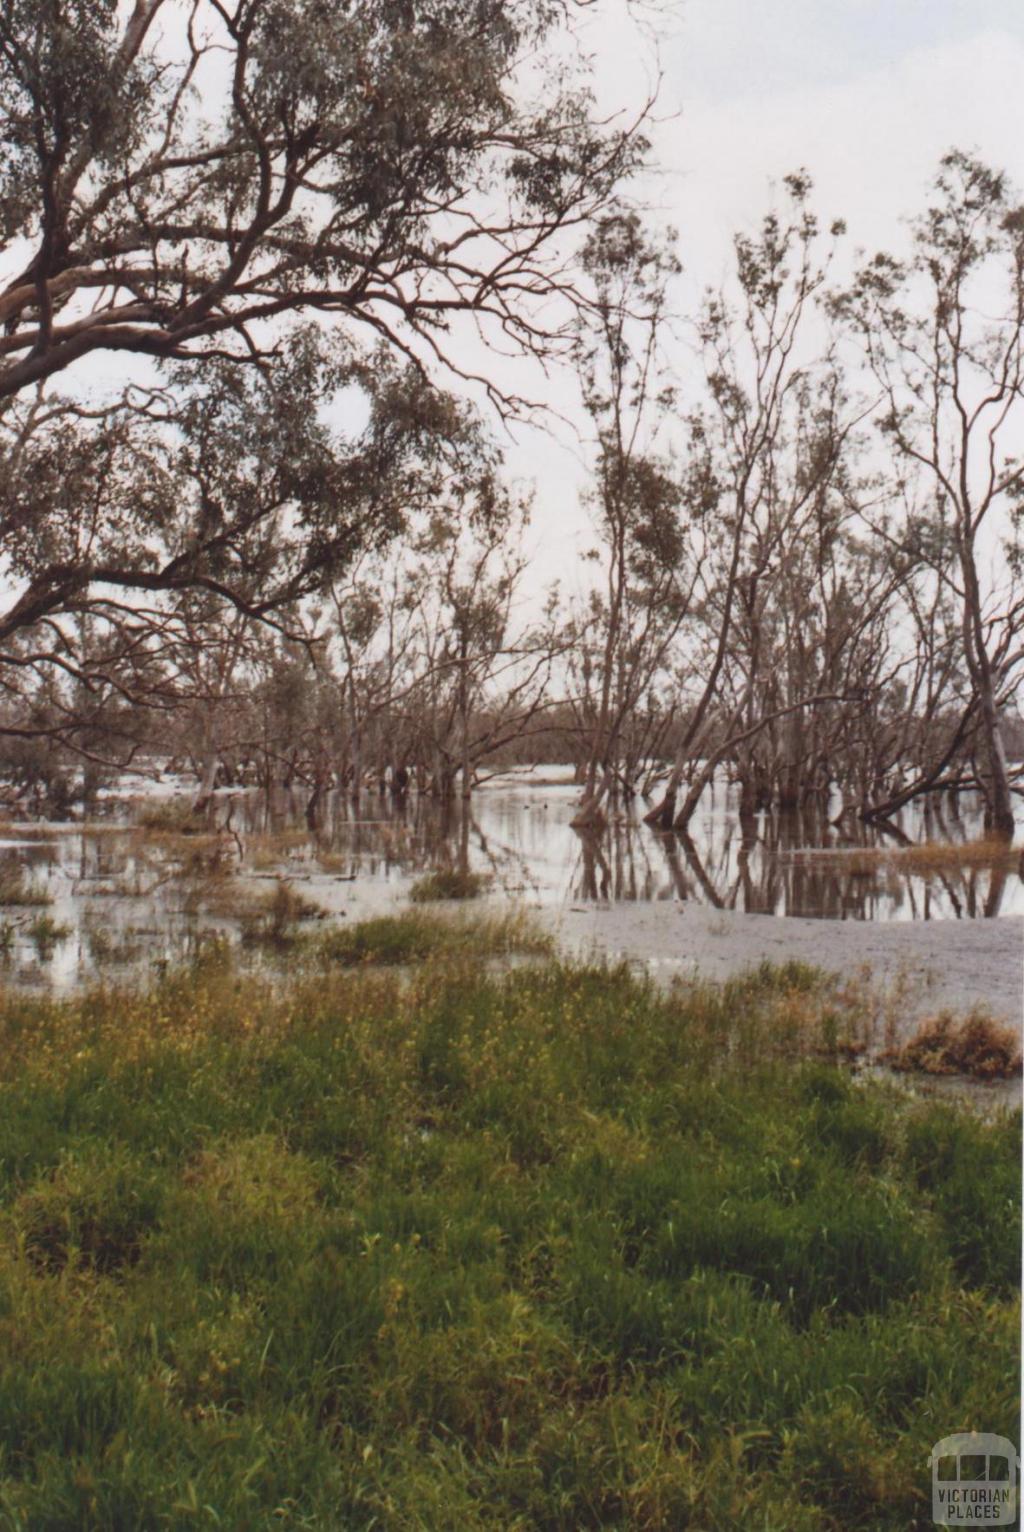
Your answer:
(25, 913), (72, 958)
(316, 909), (549, 966)
(409, 867), (492, 902)
(239, 879), (326, 948)
(884, 1010), (1022, 1081)
(135, 800), (209, 836)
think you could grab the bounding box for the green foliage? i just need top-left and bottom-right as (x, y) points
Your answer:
(0, 955), (1016, 1528)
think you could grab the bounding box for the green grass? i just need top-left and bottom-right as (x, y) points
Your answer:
(0, 938), (1017, 1530)
(314, 908), (550, 966)
(409, 868), (491, 902)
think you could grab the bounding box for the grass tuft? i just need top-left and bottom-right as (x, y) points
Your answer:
(135, 799), (208, 836)
(315, 908), (549, 966)
(26, 913), (72, 957)
(239, 879), (326, 948)
(884, 1009), (1022, 1081)
(409, 866), (492, 902)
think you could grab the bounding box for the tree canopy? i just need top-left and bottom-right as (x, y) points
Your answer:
(0, 0), (646, 753)
(0, 0), (644, 404)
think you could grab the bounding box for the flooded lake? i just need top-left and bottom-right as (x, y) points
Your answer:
(0, 766), (1021, 992)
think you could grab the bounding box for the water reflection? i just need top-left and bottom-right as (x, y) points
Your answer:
(0, 769), (1019, 990)
(163, 770), (1024, 920)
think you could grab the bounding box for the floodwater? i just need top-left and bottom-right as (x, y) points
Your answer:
(0, 766), (1020, 992)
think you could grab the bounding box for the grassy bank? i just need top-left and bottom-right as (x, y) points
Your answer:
(0, 926), (1018, 1529)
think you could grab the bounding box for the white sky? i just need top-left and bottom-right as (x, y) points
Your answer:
(512, 0), (1024, 600)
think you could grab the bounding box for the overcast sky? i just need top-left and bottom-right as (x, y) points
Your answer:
(659, 0), (1024, 268)
(516, 0), (1024, 598)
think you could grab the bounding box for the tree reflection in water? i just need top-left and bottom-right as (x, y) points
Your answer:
(212, 774), (1024, 921)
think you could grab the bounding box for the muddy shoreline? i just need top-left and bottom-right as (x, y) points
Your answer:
(542, 900), (1024, 1038)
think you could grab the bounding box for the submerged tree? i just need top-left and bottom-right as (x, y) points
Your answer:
(643, 176), (866, 830)
(835, 152), (1024, 835)
(568, 211), (690, 829)
(400, 489), (558, 800)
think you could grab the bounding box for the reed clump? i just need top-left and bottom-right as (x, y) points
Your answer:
(239, 879), (326, 947)
(25, 913), (72, 958)
(896, 837), (1022, 871)
(797, 837), (1022, 878)
(135, 800), (209, 836)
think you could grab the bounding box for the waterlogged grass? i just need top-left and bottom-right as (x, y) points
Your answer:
(315, 908), (551, 966)
(884, 1010), (1022, 1081)
(796, 837), (1022, 877)
(0, 948), (1017, 1530)
(409, 867), (492, 902)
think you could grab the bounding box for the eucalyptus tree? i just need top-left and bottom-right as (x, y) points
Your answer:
(0, 0), (646, 755)
(644, 176), (866, 831)
(0, 0), (644, 401)
(835, 153), (1024, 836)
(0, 331), (485, 756)
(568, 211), (692, 829)
(401, 489), (558, 799)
